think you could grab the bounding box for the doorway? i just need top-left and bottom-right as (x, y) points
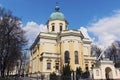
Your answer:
(105, 67), (113, 80)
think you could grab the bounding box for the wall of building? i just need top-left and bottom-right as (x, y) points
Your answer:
(29, 30), (96, 77)
(47, 20), (67, 32)
(60, 35), (85, 71)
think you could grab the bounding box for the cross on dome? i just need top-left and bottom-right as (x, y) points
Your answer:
(55, 5), (60, 12)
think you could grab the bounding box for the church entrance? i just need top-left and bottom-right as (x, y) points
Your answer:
(105, 67), (113, 80)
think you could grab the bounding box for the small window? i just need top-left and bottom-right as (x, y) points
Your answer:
(85, 64), (88, 70)
(47, 63), (51, 70)
(92, 64), (94, 67)
(85, 64), (88, 67)
(52, 26), (54, 31)
(91, 64), (94, 69)
(60, 26), (62, 31)
(55, 63), (59, 70)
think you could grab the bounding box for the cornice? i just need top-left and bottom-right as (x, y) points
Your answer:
(40, 52), (61, 58)
(40, 35), (57, 40)
(82, 38), (92, 44)
(60, 32), (84, 39)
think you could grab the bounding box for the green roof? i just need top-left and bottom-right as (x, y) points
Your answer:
(49, 5), (66, 21)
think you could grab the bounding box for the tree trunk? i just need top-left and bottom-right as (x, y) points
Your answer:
(1, 64), (5, 78)
(1, 58), (7, 78)
(7, 67), (10, 76)
(114, 54), (116, 63)
(18, 60), (22, 76)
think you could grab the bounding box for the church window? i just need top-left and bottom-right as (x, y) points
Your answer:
(91, 64), (94, 69)
(52, 26), (55, 31)
(74, 51), (79, 64)
(55, 63), (59, 70)
(85, 64), (88, 67)
(60, 26), (62, 31)
(64, 51), (70, 63)
(47, 62), (51, 70)
(85, 64), (89, 70)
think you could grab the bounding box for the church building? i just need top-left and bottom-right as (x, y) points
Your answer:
(29, 5), (96, 78)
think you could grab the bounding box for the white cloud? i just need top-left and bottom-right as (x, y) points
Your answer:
(23, 21), (47, 47)
(88, 10), (120, 47)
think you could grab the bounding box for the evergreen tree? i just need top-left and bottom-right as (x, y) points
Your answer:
(76, 67), (82, 80)
(50, 72), (57, 80)
(62, 65), (71, 80)
(82, 67), (90, 79)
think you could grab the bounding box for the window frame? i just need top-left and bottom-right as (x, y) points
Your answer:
(64, 51), (70, 63)
(52, 26), (55, 31)
(55, 63), (59, 70)
(74, 51), (79, 64)
(60, 26), (62, 31)
(47, 62), (51, 70)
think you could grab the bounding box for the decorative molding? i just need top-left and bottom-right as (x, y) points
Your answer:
(59, 39), (82, 43)
(60, 32), (84, 38)
(40, 35), (57, 40)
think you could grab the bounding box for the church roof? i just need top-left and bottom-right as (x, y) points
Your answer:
(49, 5), (66, 21)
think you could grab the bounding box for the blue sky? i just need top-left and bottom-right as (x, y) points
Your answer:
(0, 0), (120, 28)
(0, 0), (120, 48)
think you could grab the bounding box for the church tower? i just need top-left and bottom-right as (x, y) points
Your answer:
(47, 5), (68, 33)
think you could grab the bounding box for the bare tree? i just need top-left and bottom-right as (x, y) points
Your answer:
(91, 44), (102, 59)
(18, 51), (27, 76)
(106, 41), (120, 67)
(0, 7), (27, 77)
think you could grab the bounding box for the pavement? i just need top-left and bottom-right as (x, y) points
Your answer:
(19, 77), (42, 80)
(0, 77), (43, 80)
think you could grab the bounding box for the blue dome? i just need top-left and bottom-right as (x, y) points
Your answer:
(49, 5), (66, 21)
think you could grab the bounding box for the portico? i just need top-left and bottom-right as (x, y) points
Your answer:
(93, 58), (120, 79)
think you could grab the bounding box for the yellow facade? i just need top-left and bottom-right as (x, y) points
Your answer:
(29, 5), (96, 78)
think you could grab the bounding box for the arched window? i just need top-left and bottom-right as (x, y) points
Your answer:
(64, 51), (70, 63)
(52, 26), (55, 31)
(74, 51), (79, 64)
(60, 26), (62, 31)
(59, 23), (63, 31)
